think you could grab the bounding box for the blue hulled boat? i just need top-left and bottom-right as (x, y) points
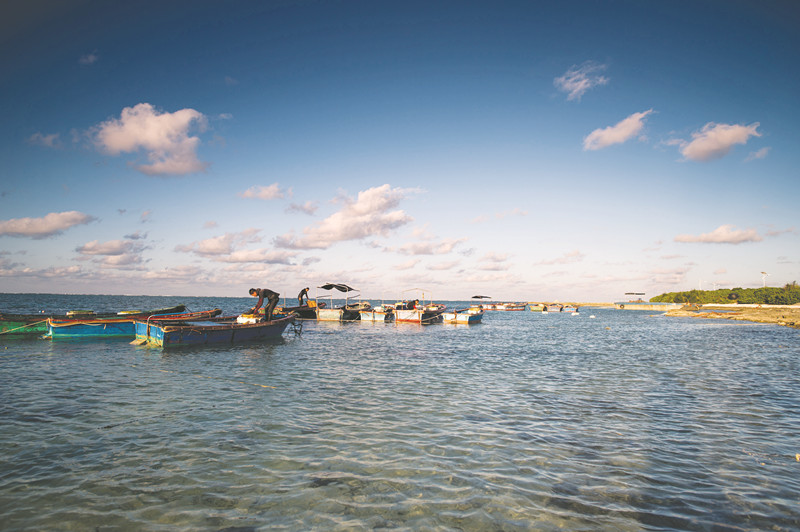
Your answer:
(133, 314), (295, 347)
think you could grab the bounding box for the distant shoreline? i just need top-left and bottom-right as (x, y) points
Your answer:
(665, 305), (800, 329)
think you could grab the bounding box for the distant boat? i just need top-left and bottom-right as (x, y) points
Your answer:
(543, 304), (564, 313)
(528, 304), (544, 312)
(1, 304), (187, 337)
(133, 314), (295, 347)
(47, 308), (222, 339)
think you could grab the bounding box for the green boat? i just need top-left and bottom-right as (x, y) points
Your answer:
(0, 305), (186, 337)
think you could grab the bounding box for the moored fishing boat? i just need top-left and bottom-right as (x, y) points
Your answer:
(393, 291), (446, 324)
(133, 314), (295, 347)
(47, 308), (221, 339)
(359, 304), (394, 322)
(441, 305), (484, 324)
(315, 283), (368, 321)
(1, 304), (187, 337)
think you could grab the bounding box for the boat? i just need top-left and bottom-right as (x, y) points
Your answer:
(441, 304), (484, 324)
(394, 290), (446, 324)
(46, 308), (221, 339)
(270, 300), (325, 320)
(133, 314), (295, 347)
(359, 304), (395, 322)
(543, 304), (564, 313)
(0, 304), (187, 337)
(528, 303), (544, 312)
(471, 296), (524, 311)
(315, 283), (369, 321)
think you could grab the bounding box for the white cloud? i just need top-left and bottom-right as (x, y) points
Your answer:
(674, 224), (762, 244)
(583, 110), (653, 151)
(93, 103), (209, 175)
(675, 122), (761, 161)
(175, 229), (261, 257)
(0, 211), (96, 239)
(275, 184), (414, 250)
(215, 249), (297, 264)
(76, 239), (141, 256)
(394, 259), (420, 271)
(28, 132), (61, 148)
(239, 183), (290, 200)
(745, 146), (770, 162)
(554, 61), (609, 101)
(396, 238), (466, 256)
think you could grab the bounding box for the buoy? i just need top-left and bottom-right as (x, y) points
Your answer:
(590, 315), (596, 319)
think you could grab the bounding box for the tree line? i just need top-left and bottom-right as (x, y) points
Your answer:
(651, 282), (800, 305)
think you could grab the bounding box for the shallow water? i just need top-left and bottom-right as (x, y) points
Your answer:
(1, 295), (799, 531)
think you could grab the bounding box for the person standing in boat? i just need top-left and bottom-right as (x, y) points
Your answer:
(249, 288), (280, 321)
(297, 287), (310, 306)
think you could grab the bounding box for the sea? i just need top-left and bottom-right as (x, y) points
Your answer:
(1, 293), (798, 531)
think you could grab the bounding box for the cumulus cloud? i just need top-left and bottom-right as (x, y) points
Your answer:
(583, 110), (653, 150)
(0, 211), (96, 239)
(275, 184), (414, 250)
(674, 224), (762, 244)
(554, 61), (609, 101)
(239, 183), (290, 200)
(674, 122), (761, 161)
(175, 229), (294, 264)
(745, 146), (770, 162)
(93, 103), (208, 175)
(175, 229), (261, 257)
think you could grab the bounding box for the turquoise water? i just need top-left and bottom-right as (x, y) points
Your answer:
(1, 294), (799, 531)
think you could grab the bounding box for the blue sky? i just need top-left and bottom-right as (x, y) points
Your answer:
(1, 0), (798, 301)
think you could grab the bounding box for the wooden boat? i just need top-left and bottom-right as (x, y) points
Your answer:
(528, 304), (544, 312)
(273, 300), (325, 320)
(47, 308), (221, 339)
(484, 302), (526, 311)
(315, 283), (368, 321)
(441, 305), (484, 324)
(1, 304), (186, 337)
(133, 314), (295, 347)
(543, 304), (564, 313)
(393, 294), (446, 324)
(359, 304), (394, 322)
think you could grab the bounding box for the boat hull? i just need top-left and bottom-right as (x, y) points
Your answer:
(48, 309), (222, 339)
(394, 307), (444, 324)
(359, 307), (394, 322)
(1, 304), (187, 337)
(441, 309), (484, 324)
(134, 315), (294, 347)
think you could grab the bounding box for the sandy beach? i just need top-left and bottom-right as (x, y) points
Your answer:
(665, 305), (800, 329)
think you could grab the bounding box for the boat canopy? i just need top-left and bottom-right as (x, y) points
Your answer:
(318, 283), (356, 292)
(471, 295), (491, 299)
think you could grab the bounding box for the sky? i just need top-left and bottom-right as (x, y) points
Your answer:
(1, 0), (798, 302)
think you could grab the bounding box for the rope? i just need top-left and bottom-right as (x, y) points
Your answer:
(0, 319), (48, 335)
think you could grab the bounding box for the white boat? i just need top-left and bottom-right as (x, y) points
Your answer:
(315, 283), (369, 321)
(441, 305), (484, 324)
(394, 290), (446, 324)
(359, 305), (394, 322)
